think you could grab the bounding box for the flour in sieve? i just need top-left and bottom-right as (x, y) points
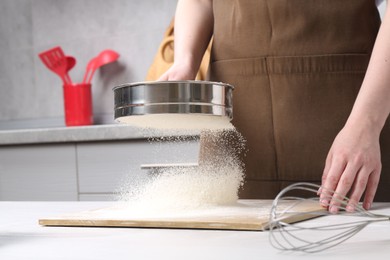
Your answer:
(118, 114), (234, 136)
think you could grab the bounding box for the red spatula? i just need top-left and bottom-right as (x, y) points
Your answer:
(39, 46), (72, 85)
(82, 49), (119, 84)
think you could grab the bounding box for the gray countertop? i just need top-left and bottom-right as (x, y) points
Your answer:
(0, 124), (199, 146)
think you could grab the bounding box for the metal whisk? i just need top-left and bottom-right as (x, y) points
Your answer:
(268, 182), (390, 253)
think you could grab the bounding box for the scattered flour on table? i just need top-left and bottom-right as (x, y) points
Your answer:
(115, 114), (246, 216)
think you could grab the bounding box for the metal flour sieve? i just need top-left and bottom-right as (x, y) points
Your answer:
(113, 80), (234, 122)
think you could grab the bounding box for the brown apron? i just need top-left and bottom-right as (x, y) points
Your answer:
(208, 0), (390, 200)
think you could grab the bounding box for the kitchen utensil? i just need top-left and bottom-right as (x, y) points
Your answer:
(83, 49), (120, 84)
(113, 81), (234, 122)
(39, 199), (323, 231)
(66, 56), (76, 71)
(38, 46), (72, 84)
(268, 182), (390, 253)
(63, 83), (93, 126)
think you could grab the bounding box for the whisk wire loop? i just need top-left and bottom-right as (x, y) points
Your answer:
(268, 182), (390, 253)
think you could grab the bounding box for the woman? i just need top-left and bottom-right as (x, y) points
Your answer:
(160, 0), (390, 213)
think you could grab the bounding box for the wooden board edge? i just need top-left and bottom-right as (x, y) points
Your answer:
(39, 218), (265, 231)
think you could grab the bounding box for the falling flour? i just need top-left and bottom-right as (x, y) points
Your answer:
(115, 114), (246, 215)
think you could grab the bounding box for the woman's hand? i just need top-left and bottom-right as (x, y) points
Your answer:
(158, 62), (198, 81)
(319, 123), (382, 213)
(158, 0), (213, 82)
(320, 3), (390, 213)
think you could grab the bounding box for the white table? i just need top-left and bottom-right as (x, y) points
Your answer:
(1, 202), (390, 260)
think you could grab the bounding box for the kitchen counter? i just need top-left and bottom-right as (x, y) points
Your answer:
(1, 201), (390, 260)
(0, 125), (199, 201)
(0, 127), (200, 201)
(0, 124), (199, 146)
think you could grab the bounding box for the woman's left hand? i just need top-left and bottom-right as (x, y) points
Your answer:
(320, 3), (390, 213)
(319, 124), (382, 213)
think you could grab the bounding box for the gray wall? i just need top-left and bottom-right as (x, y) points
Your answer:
(378, 0), (386, 18)
(0, 0), (177, 130)
(0, 1), (386, 130)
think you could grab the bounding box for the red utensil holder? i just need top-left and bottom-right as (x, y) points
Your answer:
(63, 83), (93, 126)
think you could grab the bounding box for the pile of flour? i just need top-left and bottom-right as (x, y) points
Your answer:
(116, 114), (246, 213)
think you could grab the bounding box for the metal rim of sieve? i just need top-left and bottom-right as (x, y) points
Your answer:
(113, 80), (234, 121)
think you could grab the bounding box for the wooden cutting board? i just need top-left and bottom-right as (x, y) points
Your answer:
(39, 199), (324, 231)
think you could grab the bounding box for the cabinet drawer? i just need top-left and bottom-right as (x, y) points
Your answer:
(76, 139), (199, 193)
(0, 144), (78, 201)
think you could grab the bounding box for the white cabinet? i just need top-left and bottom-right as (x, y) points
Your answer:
(76, 139), (199, 200)
(0, 144), (78, 200)
(0, 139), (199, 201)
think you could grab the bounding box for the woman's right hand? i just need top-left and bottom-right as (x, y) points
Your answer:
(158, 62), (198, 81)
(158, 0), (213, 81)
